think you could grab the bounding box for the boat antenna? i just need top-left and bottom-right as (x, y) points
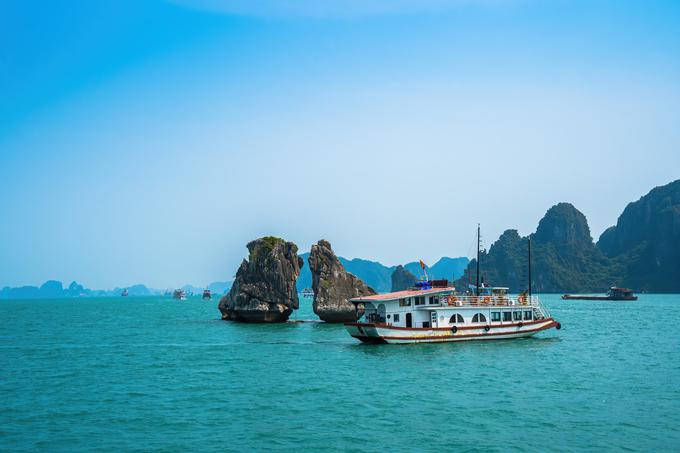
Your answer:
(528, 237), (532, 298)
(476, 223), (481, 296)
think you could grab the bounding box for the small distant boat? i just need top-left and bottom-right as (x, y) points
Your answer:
(202, 289), (211, 300)
(301, 288), (314, 298)
(562, 287), (637, 301)
(172, 289), (187, 301)
(121, 288), (129, 297)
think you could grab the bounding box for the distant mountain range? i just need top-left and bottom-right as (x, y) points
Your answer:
(296, 253), (469, 293)
(455, 179), (680, 293)
(0, 280), (233, 300)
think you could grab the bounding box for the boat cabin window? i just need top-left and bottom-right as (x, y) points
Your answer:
(513, 311), (522, 321)
(422, 321), (430, 328)
(523, 311), (532, 320)
(415, 296), (425, 306)
(472, 313), (487, 323)
(430, 296), (439, 305)
(503, 312), (512, 322)
(399, 298), (411, 307)
(393, 314), (400, 322)
(491, 312), (501, 322)
(377, 304), (387, 323)
(449, 314), (464, 324)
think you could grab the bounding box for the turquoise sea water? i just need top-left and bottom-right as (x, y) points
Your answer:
(2, 295), (680, 452)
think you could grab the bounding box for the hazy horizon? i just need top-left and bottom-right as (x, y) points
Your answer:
(2, 0), (679, 288)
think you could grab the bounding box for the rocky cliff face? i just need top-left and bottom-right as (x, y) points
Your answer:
(308, 240), (376, 322)
(391, 265), (416, 292)
(534, 202), (593, 247)
(456, 204), (617, 293)
(219, 237), (303, 323)
(457, 229), (528, 292)
(597, 180), (680, 292)
(530, 203), (616, 292)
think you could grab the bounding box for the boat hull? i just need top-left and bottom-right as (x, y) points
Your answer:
(561, 295), (637, 301)
(344, 318), (559, 344)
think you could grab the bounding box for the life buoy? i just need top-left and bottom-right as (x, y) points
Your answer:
(484, 325), (490, 332)
(451, 326), (458, 334)
(518, 322), (524, 328)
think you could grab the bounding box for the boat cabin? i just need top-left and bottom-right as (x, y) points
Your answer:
(607, 287), (635, 298)
(350, 284), (545, 330)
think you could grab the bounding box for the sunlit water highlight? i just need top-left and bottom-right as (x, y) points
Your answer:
(1, 295), (679, 451)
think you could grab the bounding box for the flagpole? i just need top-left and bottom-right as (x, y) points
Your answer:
(476, 224), (480, 296)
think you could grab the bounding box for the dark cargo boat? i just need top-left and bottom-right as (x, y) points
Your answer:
(562, 287), (637, 301)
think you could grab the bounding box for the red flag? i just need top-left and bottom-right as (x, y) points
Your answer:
(419, 259), (426, 270)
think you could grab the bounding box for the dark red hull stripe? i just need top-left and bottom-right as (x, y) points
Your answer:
(346, 317), (554, 332)
(350, 321), (557, 341)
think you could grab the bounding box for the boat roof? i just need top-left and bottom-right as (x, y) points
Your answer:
(350, 287), (455, 303)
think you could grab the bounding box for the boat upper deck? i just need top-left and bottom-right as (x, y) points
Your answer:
(351, 288), (543, 309)
(417, 294), (541, 308)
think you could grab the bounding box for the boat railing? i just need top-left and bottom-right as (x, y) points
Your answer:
(428, 295), (551, 318)
(437, 294), (530, 306)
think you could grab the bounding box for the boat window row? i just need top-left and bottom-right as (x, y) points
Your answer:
(493, 310), (533, 321)
(405, 296), (441, 306)
(447, 310), (533, 325)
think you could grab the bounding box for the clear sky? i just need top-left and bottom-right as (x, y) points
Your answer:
(1, 0), (679, 289)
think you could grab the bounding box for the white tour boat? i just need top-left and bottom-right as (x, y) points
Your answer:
(344, 282), (560, 344)
(344, 224), (561, 344)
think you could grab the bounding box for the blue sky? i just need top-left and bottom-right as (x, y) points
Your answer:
(1, 0), (679, 289)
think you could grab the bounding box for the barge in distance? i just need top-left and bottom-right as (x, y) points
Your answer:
(562, 287), (637, 301)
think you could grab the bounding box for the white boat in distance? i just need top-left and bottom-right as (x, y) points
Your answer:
(344, 283), (560, 344)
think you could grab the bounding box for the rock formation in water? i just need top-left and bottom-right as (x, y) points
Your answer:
(391, 265), (417, 292)
(597, 179), (680, 292)
(308, 240), (376, 322)
(218, 237), (303, 323)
